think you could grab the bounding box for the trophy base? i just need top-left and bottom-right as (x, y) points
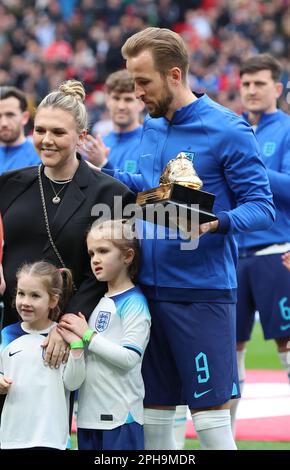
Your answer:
(135, 183), (217, 229)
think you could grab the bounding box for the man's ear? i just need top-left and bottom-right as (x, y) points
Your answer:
(275, 82), (283, 99)
(22, 110), (30, 126)
(169, 67), (182, 86)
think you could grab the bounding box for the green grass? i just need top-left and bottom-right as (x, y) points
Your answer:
(185, 439), (290, 450)
(245, 320), (281, 369)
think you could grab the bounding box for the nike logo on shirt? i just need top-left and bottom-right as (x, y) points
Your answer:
(194, 388), (212, 399)
(280, 324), (290, 331)
(9, 350), (22, 357)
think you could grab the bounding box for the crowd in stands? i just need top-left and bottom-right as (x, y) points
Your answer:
(0, 0), (289, 132)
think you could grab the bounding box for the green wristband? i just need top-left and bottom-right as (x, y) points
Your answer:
(70, 340), (84, 349)
(82, 329), (95, 344)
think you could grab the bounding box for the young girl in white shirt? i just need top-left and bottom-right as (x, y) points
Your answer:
(0, 261), (82, 450)
(58, 219), (151, 450)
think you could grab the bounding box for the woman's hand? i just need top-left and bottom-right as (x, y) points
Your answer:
(0, 376), (12, 394)
(57, 325), (82, 345)
(41, 325), (69, 368)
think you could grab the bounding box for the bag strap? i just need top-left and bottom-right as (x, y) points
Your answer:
(38, 165), (77, 292)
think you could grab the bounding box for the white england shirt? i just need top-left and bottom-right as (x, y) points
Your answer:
(0, 322), (81, 449)
(65, 286), (151, 430)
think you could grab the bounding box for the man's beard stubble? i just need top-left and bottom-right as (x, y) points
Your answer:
(148, 85), (174, 119)
(0, 128), (21, 145)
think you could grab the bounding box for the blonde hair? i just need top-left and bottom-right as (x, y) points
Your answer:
(121, 27), (189, 82)
(37, 79), (88, 133)
(16, 261), (73, 321)
(88, 219), (140, 282)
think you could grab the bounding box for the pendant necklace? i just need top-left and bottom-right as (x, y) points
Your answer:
(48, 177), (72, 204)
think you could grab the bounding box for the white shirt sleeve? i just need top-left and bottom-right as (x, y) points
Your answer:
(88, 295), (151, 372)
(63, 352), (86, 391)
(88, 334), (140, 371)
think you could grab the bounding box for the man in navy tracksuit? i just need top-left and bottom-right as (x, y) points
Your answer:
(109, 28), (275, 450)
(231, 54), (290, 432)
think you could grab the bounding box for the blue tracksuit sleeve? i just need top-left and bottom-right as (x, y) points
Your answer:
(263, 116), (290, 205)
(102, 168), (143, 193)
(217, 122), (275, 234)
(266, 134), (290, 205)
(113, 170), (144, 193)
(267, 169), (290, 205)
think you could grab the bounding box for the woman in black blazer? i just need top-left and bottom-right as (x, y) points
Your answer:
(0, 79), (135, 365)
(0, 213), (4, 295)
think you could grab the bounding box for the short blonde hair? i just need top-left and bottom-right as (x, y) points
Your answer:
(37, 79), (88, 133)
(122, 27), (189, 82)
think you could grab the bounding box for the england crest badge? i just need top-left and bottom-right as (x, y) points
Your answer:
(95, 311), (111, 332)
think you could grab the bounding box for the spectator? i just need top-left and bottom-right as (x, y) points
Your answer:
(0, 86), (40, 174)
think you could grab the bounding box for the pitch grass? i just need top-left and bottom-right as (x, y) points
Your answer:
(71, 321), (288, 450)
(185, 439), (290, 450)
(246, 319), (281, 370)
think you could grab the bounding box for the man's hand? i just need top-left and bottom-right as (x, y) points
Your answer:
(0, 263), (6, 295)
(0, 376), (12, 394)
(282, 252), (290, 272)
(42, 325), (69, 368)
(199, 220), (219, 236)
(59, 312), (89, 339)
(83, 134), (110, 167)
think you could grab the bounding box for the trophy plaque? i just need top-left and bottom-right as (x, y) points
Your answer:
(135, 152), (217, 231)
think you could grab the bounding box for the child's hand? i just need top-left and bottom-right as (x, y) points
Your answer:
(282, 252), (290, 272)
(0, 376), (12, 394)
(59, 312), (89, 338)
(57, 325), (81, 345)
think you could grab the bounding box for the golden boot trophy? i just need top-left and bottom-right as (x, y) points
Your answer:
(136, 152), (217, 233)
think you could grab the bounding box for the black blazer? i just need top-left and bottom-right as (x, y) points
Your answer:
(0, 159), (135, 325)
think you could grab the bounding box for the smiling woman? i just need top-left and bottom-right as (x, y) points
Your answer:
(0, 80), (135, 368)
